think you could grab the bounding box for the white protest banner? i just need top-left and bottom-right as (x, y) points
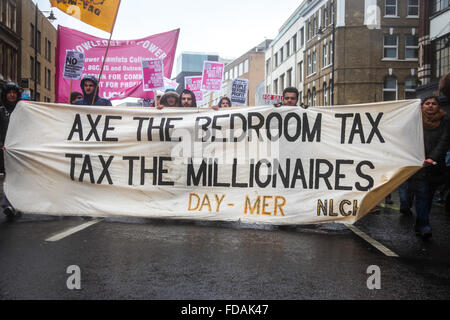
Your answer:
(63, 51), (85, 80)
(201, 61), (224, 92)
(185, 76), (204, 102)
(262, 94), (283, 105)
(4, 100), (424, 225)
(142, 59), (165, 91)
(231, 78), (249, 106)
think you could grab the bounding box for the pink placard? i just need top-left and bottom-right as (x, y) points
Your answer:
(142, 59), (164, 91)
(262, 94), (283, 105)
(185, 76), (204, 102)
(55, 26), (179, 102)
(201, 61), (224, 92)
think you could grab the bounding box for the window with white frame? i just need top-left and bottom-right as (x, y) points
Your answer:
(323, 83), (328, 106)
(307, 89), (311, 106)
(312, 87), (316, 106)
(323, 42), (328, 67)
(385, 0), (397, 16)
(384, 35), (398, 59)
(274, 79), (278, 94)
(287, 68), (292, 87)
(293, 34), (297, 52)
(298, 61), (303, 83)
(324, 5), (329, 26)
(383, 76), (397, 101)
(404, 76), (418, 99)
(239, 62), (243, 76)
(307, 52), (312, 75)
(405, 35), (418, 59)
(300, 27), (304, 47)
(312, 49), (317, 73)
(407, 0), (419, 16)
(286, 41), (290, 57)
(244, 59), (249, 73)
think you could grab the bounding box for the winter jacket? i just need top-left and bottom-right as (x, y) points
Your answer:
(74, 75), (112, 106)
(412, 115), (450, 184)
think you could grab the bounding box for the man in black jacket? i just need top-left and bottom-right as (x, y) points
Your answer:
(74, 75), (112, 106)
(0, 82), (23, 220)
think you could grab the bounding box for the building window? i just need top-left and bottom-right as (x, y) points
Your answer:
(385, 0), (397, 16)
(407, 0), (419, 16)
(300, 27), (304, 47)
(330, 80), (334, 104)
(431, 0), (450, 14)
(405, 76), (418, 99)
(239, 62), (243, 76)
(323, 42), (329, 67)
(35, 92), (40, 102)
(298, 62), (303, 83)
(287, 69), (292, 87)
(405, 35), (419, 59)
(324, 5), (329, 26)
(266, 58), (271, 76)
(312, 49), (317, 73)
(46, 68), (51, 90)
(274, 79), (278, 94)
(286, 41), (290, 57)
(280, 74), (285, 92)
(45, 39), (52, 62)
(312, 87), (316, 106)
(37, 31), (41, 53)
(308, 21), (312, 41)
(383, 76), (397, 101)
(307, 89), (312, 106)
(307, 52), (312, 75)
(323, 83), (328, 106)
(30, 24), (35, 48)
(280, 47), (284, 63)
(274, 52), (278, 68)
(30, 56), (35, 80)
(433, 35), (450, 78)
(384, 35), (398, 59)
(36, 61), (41, 84)
(244, 59), (249, 73)
(293, 34), (297, 52)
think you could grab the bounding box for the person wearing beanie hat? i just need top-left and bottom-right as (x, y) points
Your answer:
(157, 89), (179, 109)
(0, 82), (23, 220)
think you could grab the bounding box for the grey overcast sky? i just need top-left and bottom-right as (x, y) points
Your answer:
(34, 0), (301, 77)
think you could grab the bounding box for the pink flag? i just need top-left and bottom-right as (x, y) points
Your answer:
(55, 26), (179, 102)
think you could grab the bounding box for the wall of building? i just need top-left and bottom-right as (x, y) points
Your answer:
(0, 0), (21, 87)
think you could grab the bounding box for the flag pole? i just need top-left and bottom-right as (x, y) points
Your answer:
(91, 0), (121, 105)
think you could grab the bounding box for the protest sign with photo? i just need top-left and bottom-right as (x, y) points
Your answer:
(231, 78), (249, 106)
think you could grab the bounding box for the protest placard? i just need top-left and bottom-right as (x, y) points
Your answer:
(262, 94), (283, 105)
(63, 51), (85, 80)
(142, 59), (165, 91)
(231, 78), (249, 106)
(185, 76), (204, 102)
(201, 61), (224, 92)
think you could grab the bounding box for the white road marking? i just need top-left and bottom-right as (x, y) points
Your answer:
(46, 218), (103, 242)
(346, 224), (399, 258)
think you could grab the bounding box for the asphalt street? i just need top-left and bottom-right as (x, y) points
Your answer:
(1, 177), (450, 301)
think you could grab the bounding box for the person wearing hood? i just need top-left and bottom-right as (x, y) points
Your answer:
(74, 75), (112, 106)
(0, 82), (23, 220)
(156, 89), (179, 109)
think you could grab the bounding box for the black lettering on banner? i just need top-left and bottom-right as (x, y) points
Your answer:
(335, 113), (354, 144)
(356, 161), (375, 191)
(266, 113), (283, 141)
(284, 113), (301, 142)
(97, 155), (114, 185)
(232, 158), (248, 188)
(85, 115), (101, 142)
(335, 160), (354, 191)
(366, 113), (385, 143)
(247, 112), (264, 142)
(291, 159), (308, 189)
(349, 114), (365, 144)
(123, 156), (139, 185)
(65, 153), (83, 180)
(187, 159), (207, 186)
(195, 116), (212, 142)
(211, 115), (229, 143)
(165, 118), (183, 142)
(102, 116), (121, 142)
(303, 113), (322, 142)
(255, 159), (272, 188)
(67, 114), (83, 141)
(141, 156), (158, 185)
(80, 155), (95, 183)
(158, 157), (175, 186)
(133, 117), (149, 141)
(315, 159), (333, 190)
(148, 118), (166, 142)
(230, 113), (247, 142)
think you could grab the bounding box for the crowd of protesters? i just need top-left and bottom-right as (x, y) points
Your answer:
(0, 73), (449, 240)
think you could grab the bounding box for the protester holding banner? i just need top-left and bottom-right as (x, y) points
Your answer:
(0, 82), (22, 220)
(211, 97), (232, 111)
(274, 87), (303, 108)
(74, 76), (112, 106)
(70, 92), (83, 104)
(179, 89), (197, 108)
(157, 89), (179, 109)
(408, 96), (450, 239)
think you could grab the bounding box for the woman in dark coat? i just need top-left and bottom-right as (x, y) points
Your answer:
(409, 96), (450, 238)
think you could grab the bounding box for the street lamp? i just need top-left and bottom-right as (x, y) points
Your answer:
(34, 4), (57, 101)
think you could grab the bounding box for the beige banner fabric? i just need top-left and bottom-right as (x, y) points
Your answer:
(4, 100), (424, 225)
